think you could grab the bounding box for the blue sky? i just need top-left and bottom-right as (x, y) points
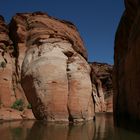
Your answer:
(0, 0), (124, 64)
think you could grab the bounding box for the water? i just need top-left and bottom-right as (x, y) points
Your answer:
(0, 113), (140, 140)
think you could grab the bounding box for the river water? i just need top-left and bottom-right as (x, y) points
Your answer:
(0, 113), (140, 140)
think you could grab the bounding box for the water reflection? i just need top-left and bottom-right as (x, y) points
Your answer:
(94, 113), (114, 139)
(0, 121), (34, 140)
(26, 121), (95, 140)
(0, 114), (140, 140)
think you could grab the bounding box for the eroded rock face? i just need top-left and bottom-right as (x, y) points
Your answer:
(90, 62), (113, 112)
(0, 12), (96, 122)
(0, 15), (34, 121)
(18, 12), (95, 122)
(0, 12), (95, 122)
(114, 0), (140, 121)
(0, 15), (13, 107)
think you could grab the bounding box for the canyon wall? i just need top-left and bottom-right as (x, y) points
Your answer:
(0, 12), (97, 122)
(0, 16), (34, 120)
(0, 12), (114, 122)
(90, 62), (113, 112)
(114, 0), (140, 121)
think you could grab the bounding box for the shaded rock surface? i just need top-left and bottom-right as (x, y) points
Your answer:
(113, 0), (140, 121)
(90, 62), (113, 112)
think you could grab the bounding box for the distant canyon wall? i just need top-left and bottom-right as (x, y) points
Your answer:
(90, 62), (113, 113)
(114, 0), (140, 121)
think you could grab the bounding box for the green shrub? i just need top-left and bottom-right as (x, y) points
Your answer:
(0, 61), (6, 68)
(2, 45), (7, 51)
(11, 99), (24, 111)
(27, 103), (32, 109)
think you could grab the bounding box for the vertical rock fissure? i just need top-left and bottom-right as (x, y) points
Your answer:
(8, 33), (21, 102)
(65, 52), (73, 122)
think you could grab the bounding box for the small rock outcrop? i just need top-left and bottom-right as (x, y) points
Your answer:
(114, 0), (140, 121)
(90, 62), (113, 112)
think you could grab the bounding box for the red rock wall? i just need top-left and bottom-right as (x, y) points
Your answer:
(113, 0), (140, 121)
(0, 11), (116, 121)
(0, 12), (96, 122)
(0, 16), (13, 107)
(0, 15), (34, 120)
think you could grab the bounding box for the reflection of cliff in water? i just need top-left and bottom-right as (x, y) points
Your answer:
(94, 113), (114, 139)
(1, 114), (140, 140)
(0, 120), (95, 140)
(0, 121), (34, 140)
(26, 121), (95, 140)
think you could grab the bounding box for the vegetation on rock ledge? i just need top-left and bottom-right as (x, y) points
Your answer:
(11, 99), (24, 111)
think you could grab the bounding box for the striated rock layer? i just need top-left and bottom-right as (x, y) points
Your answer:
(114, 0), (140, 121)
(90, 62), (113, 112)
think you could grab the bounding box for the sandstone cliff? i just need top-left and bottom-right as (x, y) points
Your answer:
(0, 11), (116, 122)
(0, 12), (98, 122)
(90, 62), (113, 112)
(114, 0), (140, 121)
